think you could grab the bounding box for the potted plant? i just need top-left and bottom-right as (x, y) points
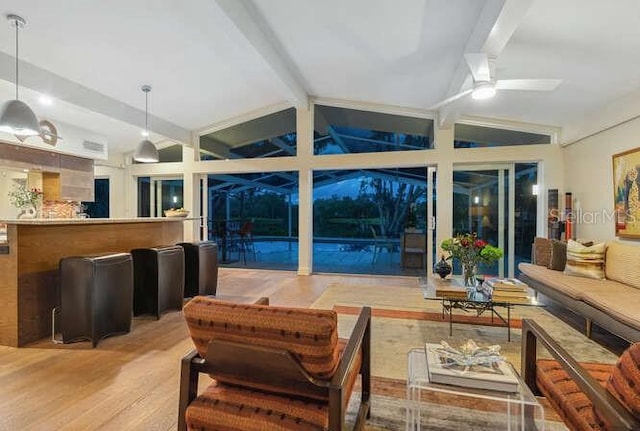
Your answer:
(441, 232), (503, 287)
(8, 183), (43, 219)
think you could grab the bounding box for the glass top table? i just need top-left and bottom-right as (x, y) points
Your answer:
(406, 348), (545, 430)
(420, 276), (544, 341)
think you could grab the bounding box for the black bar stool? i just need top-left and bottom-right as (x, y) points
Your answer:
(131, 245), (185, 319)
(178, 241), (218, 298)
(58, 252), (133, 347)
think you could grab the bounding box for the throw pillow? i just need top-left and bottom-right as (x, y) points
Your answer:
(563, 239), (606, 279)
(605, 241), (640, 290)
(533, 237), (552, 267)
(547, 240), (567, 271)
(594, 343), (640, 428)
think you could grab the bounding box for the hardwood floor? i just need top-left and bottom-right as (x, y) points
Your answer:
(0, 269), (418, 431)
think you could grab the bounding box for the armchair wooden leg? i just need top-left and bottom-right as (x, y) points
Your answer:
(362, 314), (371, 420)
(178, 350), (200, 431)
(521, 320), (540, 396)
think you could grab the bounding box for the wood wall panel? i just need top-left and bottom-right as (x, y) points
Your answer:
(0, 225), (19, 346)
(1, 221), (184, 346)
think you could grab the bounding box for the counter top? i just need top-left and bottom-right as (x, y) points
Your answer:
(0, 217), (200, 225)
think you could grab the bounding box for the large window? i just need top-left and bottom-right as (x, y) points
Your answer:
(199, 108), (296, 160)
(206, 172), (298, 270)
(312, 167), (428, 275)
(137, 177), (184, 217)
(454, 123), (550, 148)
(314, 105), (433, 155)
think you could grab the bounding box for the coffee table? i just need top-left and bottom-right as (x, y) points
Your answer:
(406, 347), (545, 430)
(421, 276), (543, 341)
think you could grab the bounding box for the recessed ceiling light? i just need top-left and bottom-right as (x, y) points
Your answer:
(38, 95), (53, 106)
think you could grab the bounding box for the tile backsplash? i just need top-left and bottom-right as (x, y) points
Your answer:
(41, 201), (81, 219)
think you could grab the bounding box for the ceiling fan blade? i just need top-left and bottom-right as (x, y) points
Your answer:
(495, 79), (562, 91)
(429, 89), (473, 110)
(464, 53), (491, 82)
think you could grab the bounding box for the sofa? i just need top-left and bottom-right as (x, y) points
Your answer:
(518, 239), (640, 343)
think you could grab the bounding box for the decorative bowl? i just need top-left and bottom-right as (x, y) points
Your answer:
(164, 209), (189, 218)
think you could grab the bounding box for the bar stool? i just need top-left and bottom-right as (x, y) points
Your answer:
(131, 245), (185, 319)
(58, 252), (133, 347)
(178, 241), (218, 298)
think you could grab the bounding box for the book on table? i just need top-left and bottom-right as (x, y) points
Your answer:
(484, 277), (528, 291)
(424, 343), (519, 393)
(435, 286), (468, 299)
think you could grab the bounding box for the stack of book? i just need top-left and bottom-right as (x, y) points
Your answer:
(484, 278), (530, 303)
(434, 285), (468, 299)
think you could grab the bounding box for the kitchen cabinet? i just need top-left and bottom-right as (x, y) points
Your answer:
(0, 141), (94, 202)
(59, 154), (94, 201)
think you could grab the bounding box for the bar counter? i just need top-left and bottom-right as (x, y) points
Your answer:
(0, 218), (190, 347)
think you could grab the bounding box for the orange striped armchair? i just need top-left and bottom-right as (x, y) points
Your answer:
(178, 296), (371, 431)
(521, 319), (640, 431)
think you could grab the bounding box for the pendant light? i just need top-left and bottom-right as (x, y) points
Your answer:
(133, 85), (159, 163)
(0, 14), (39, 136)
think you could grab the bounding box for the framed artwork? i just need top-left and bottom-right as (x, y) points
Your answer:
(613, 148), (640, 238)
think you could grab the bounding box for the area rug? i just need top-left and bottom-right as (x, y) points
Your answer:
(314, 282), (618, 430)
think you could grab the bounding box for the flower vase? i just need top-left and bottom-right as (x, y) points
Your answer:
(463, 264), (476, 288)
(19, 205), (37, 219)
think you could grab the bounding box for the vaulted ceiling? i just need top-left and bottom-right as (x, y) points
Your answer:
(1, 0), (639, 155)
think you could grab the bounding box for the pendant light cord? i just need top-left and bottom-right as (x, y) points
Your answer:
(145, 89), (149, 135)
(14, 19), (19, 100)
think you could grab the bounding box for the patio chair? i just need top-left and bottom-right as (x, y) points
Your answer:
(370, 225), (396, 265)
(178, 296), (371, 431)
(237, 219), (256, 264)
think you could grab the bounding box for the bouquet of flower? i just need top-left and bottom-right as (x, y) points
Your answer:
(441, 232), (503, 287)
(8, 184), (43, 209)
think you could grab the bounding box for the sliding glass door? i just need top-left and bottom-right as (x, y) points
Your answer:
(452, 164), (537, 277)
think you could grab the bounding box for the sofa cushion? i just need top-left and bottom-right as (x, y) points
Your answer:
(548, 240), (567, 271)
(579, 283), (640, 331)
(536, 358), (613, 431)
(533, 237), (552, 267)
(519, 263), (592, 300)
(564, 240), (606, 280)
(183, 296), (339, 379)
(605, 241), (640, 290)
(520, 262), (640, 330)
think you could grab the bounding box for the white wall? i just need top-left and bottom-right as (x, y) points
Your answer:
(0, 119), (108, 160)
(563, 117), (640, 242)
(0, 170), (27, 219)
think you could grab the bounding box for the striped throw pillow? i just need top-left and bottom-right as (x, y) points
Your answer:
(563, 239), (606, 280)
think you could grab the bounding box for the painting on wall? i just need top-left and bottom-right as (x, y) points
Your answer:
(613, 148), (640, 238)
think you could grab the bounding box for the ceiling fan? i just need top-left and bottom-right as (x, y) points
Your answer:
(430, 52), (562, 110)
